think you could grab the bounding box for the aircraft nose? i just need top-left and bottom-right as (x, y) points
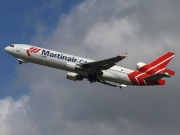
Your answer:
(4, 46), (12, 54)
(5, 46), (11, 53)
(5, 46), (9, 52)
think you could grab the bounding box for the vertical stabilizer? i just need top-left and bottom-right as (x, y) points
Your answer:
(147, 52), (175, 69)
(138, 52), (175, 75)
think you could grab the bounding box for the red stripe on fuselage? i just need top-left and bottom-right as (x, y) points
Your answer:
(33, 48), (41, 53)
(128, 71), (139, 85)
(26, 47), (41, 57)
(26, 47), (34, 56)
(30, 48), (38, 52)
(128, 71), (149, 85)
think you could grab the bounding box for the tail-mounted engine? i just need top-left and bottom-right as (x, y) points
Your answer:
(66, 72), (83, 81)
(136, 62), (146, 70)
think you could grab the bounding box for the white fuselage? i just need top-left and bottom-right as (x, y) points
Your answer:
(5, 44), (134, 85)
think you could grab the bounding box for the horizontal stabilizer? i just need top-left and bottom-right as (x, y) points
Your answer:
(144, 73), (170, 81)
(165, 69), (175, 76)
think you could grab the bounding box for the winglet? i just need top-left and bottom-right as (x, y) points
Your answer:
(120, 51), (130, 58)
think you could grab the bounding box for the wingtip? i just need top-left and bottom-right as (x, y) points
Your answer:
(120, 51), (130, 58)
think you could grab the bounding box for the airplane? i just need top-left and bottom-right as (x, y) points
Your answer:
(5, 44), (175, 88)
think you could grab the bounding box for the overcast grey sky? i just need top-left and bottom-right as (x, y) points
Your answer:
(1, 0), (180, 135)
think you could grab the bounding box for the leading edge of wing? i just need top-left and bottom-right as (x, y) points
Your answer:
(81, 51), (130, 70)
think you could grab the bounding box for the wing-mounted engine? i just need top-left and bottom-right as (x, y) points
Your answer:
(66, 72), (83, 81)
(65, 62), (82, 71)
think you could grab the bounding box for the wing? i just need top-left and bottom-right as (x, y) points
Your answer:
(80, 51), (129, 74)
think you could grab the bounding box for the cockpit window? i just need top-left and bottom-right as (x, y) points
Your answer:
(10, 45), (14, 47)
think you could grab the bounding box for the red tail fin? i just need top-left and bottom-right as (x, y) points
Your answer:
(147, 52), (175, 69)
(138, 52), (175, 75)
